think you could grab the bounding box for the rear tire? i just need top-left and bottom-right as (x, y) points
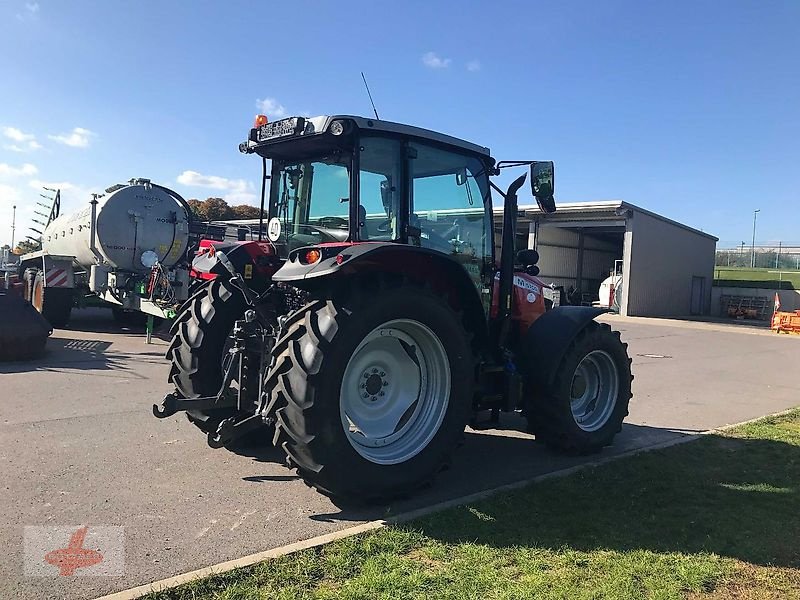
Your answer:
(166, 278), (265, 438)
(31, 271), (72, 328)
(268, 285), (474, 502)
(526, 321), (632, 454)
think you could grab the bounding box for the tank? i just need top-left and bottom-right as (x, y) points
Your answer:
(42, 182), (190, 272)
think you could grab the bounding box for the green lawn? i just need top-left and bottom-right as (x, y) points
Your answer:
(146, 411), (800, 600)
(714, 267), (800, 290)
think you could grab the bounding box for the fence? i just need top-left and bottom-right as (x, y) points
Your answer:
(716, 242), (800, 270)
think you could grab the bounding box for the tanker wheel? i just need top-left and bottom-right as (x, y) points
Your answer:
(31, 271), (73, 328)
(527, 321), (632, 454)
(166, 278), (268, 441)
(269, 285), (474, 502)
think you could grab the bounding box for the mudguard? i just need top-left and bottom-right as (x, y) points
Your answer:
(273, 241), (489, 346)
(520, 306), (607, 386)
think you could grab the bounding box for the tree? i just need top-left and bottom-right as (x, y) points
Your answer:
(186, 197), (263, 221)
(229, 204), (264, 219)
(14, 239), (41, 255)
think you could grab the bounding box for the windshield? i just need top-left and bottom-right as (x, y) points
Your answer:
(270, 152), (351, 252)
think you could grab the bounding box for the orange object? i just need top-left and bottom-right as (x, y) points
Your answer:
(771, 310), (800, 334)
(303, 249), (321, 264)
(254, 114), (268, 128)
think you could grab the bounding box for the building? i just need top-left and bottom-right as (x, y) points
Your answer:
(495, 201), (718, 317)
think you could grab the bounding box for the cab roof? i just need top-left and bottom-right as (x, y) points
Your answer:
(302, 115), (492, 157)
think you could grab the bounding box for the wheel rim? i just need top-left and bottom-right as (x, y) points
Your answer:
(569, 349), (619, 432)
(339, 318), (451, 465)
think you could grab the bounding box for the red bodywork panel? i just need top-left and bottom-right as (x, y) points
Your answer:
(190, 239), (278, 281)
(490, 271), (548, 335)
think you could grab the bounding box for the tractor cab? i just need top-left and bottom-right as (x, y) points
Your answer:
(240, 115), (498, 291)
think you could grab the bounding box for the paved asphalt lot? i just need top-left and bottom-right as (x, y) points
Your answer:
(1, 309), (798, 599)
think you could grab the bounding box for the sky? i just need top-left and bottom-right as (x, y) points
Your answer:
(1, 0), (798, 249)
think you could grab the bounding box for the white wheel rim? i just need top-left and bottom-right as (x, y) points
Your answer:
(569, 349), (620, 432)
(339, 319), (451, 465)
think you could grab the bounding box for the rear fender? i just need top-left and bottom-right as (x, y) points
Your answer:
(274, 242), (489, 349)
(519, 306), (607, 387)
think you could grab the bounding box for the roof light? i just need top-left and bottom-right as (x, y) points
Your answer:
(254, 114), (269, 128)
(329, 120), (345, 136)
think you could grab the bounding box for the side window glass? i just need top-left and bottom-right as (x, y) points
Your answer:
(359, 137), (403, 241)
(409, 143), (491, 266)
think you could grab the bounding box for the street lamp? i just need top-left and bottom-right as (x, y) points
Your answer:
(751, 209), (760, 268)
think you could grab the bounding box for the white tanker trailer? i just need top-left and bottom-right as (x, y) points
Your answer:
(18, 179), (208, 328)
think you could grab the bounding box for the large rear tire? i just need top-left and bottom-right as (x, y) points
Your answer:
(526, 321), (632, 454)
(166, 278), (262, 436)
(268, 285), (474, 502)
(31, 271), (72, 328)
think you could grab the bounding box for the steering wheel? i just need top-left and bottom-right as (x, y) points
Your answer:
(375, 218), (392, 233)
(317, 216), (348, 229)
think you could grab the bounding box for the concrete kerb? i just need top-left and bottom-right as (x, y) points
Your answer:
(96, 407), (798, 600)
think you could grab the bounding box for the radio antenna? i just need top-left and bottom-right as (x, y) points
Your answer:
(361, 72), (380, 120)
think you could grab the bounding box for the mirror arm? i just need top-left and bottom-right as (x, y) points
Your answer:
(488, 179), (507, 199)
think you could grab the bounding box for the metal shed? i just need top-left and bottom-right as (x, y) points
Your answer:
(494, 201), (718, 317)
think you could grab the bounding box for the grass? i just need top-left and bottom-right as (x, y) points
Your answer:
(714, 267), (800, 290)
(145, 410), (800, 600)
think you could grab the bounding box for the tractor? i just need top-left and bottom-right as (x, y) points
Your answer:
(154, 114), (632, 501)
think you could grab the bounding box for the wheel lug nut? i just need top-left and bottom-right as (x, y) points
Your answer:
(371, 368), (378, 374)
(360, 383), (365, 388)
(371, 396), (377, 402)
(379, 371), (385, 377)
(379, 391), (385, 396)
(382, 381), (388, 386)
(363, 373), (369, 379)
(363, 392), (369, 398)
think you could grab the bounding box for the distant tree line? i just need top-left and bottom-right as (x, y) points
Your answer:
(187, 197), (265, 222)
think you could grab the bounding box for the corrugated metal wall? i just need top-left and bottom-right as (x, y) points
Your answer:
(625, 211), (716, 316)
(536, 227), (622, 298)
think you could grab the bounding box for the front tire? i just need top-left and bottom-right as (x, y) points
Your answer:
(269, 285), (474, 502)
(527, 321), (632, 454)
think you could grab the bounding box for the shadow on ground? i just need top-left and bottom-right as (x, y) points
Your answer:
(406, 432), (800, 568)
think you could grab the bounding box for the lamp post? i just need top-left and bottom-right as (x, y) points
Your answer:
(10, 205), (16, 252)
(751, 209), (760, 268)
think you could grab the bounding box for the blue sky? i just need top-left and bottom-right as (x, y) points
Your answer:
(1, 0), (798, 249)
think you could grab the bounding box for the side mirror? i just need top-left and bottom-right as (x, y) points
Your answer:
(455, 168), (467, 186)
(530, 161), (556, 214)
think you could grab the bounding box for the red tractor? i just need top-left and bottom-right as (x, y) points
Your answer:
(155, 115), (632, 501)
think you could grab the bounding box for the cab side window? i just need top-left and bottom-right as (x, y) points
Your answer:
(359, 137), (403, 240)
(409, 143), (492, 267)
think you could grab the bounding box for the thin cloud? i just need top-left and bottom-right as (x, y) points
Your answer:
(466, 60), (481, 72)
(422, 52), (452, 69)
(0, 163), (38, 178)
(16, 2), (39, 21)
(255, 97), (287, 118)
(2, 126), (41, 152)
(177, 170), (257, 204)
(48, 127), (95, 148)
